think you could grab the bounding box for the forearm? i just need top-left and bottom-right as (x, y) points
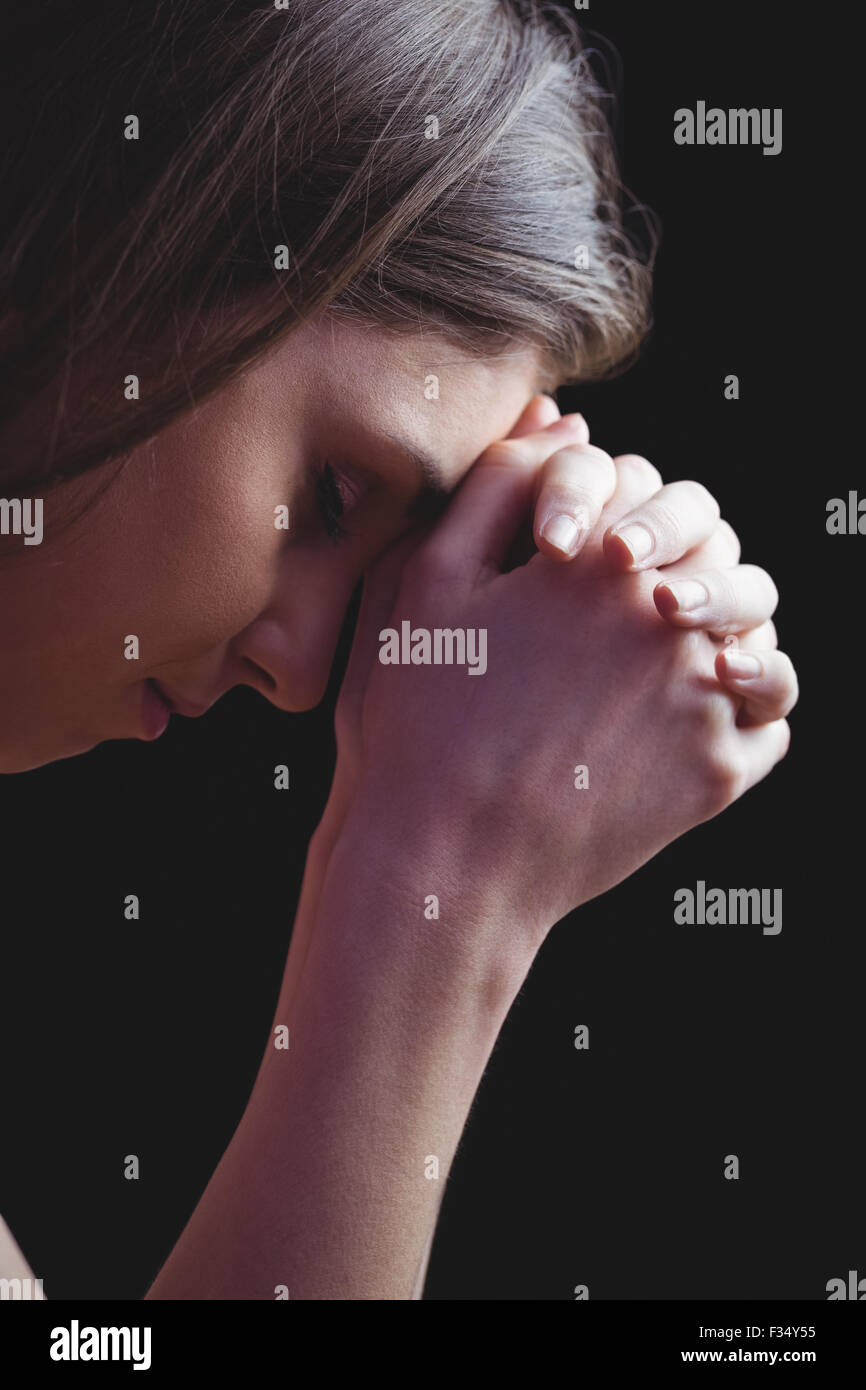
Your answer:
(146, 813), (530, 1300)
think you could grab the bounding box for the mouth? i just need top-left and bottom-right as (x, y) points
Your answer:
(147, 678), (215, 721)
(140, 679), (173, 740)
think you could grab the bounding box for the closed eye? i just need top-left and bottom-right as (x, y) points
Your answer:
(315, 459), (360, 543)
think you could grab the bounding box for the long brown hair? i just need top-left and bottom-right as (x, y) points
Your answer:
(0, 0), (655, 493)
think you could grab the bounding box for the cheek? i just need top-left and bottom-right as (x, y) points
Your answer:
(129, 505), (285, 661)
(110, 434), (293, 664)
(31, 485), (285, 685)
(86, 390), (301, 663)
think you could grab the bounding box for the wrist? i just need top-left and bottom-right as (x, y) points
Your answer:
(325, 790), (540, 1010)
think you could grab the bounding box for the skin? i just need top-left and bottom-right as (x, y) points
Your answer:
(1, 320), (547, 771)
(0, 316), (798, 1298)
(0, 318), (794, 774)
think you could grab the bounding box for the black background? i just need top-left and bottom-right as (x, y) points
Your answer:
(1, 1), (861, 1302)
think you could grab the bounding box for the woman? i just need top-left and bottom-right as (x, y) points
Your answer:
(0, 0), (796, 1298)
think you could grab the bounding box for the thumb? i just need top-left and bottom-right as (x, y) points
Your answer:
(424, 411), (589, 583)
(334, 522), (431, 759)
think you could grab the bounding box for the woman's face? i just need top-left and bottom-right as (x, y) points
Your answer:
(0, 318), (542, 772)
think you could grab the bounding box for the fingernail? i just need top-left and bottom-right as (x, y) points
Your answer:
(724, 651), (762, 680)
(661, 579), (709, 613)
(541, 511), (584, 556)
(611, 522), (654, 565)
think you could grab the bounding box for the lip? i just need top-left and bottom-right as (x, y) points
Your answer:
(141, 679), (173, 740)
(149, 679), (213, 720)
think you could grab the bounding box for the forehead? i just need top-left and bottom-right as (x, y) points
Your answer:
(276, 316), (544, 484)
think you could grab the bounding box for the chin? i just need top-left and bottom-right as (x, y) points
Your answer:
(0, 733), (98, 774)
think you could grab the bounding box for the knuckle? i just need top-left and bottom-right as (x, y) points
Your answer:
(746, 564), (779, 612)
(541, 483), (595, 522)
(646, 497), (684, 550)
(549, 443), (614, 484)
(767, 573), (780, 613)
(701, 740), (747, 813)
(716, 518), (742, 561)
(576, 442), (617, 481)
(481, 439), (525, 470)
(777, 656), (799, 714)
(707, 566), (736, 612)
(738, 620), (777, 652)
(614, 453), (663, 492)
(681, 479), (721, 520)
(775, 718), (792, 761)
(594, 447), (618, 491)
(757, 619), (778, 649)
(539, 445), (616, 512)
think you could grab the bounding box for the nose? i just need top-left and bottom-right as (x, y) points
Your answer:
(232, 551), (358, 712)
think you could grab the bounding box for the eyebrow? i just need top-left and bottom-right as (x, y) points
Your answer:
(381, 431), (452, 518)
